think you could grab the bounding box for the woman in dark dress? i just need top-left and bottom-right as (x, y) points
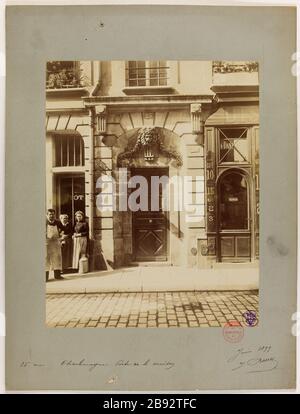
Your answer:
(59, 214), (73, 272)
(72, 211), (89, 271)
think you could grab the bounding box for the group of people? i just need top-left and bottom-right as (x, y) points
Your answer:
(45, 209), (89, 282)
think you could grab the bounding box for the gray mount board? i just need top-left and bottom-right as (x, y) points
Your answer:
(5, 5), (297, 390)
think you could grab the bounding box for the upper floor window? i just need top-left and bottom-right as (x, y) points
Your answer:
(126, 61), (169, 87)
(54, 134), (84, 167)
(46, 61), (82, 89)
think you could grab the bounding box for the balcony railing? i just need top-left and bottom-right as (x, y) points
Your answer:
(213, 61), (258, 74)
(46, 61), (84, 90)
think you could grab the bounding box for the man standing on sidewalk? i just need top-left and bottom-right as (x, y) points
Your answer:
(46, 209), (64, 282)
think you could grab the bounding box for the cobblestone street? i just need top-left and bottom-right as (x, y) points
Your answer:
(46, 290), (259, 328)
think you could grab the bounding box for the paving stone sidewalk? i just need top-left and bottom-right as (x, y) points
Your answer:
(46, 290), (259, 328)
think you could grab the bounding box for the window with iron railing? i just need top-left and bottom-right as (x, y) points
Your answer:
(46, 61), (82, 89)
(54, 134), (85, 167)
(125, 61), (169, 87)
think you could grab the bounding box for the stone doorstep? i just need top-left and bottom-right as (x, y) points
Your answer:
(47, 287), (258, 295)
(130, 262), (173, 267)
(46, 266), (259, 294)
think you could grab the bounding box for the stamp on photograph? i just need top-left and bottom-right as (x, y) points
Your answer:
(243, 310), (258, 327)
(223, 321), (244, 343)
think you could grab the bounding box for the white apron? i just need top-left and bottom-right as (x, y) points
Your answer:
(46, 224), (62, 271)
(72, 236), (88, 269)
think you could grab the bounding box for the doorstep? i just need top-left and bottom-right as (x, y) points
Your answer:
(45, 265), (259, 294)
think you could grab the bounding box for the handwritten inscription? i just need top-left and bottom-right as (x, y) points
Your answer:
(227, 345), (278, 374)
(60, 358), (175, 372)
(20, 361), (46, 368)
(19, 358), (175, 372)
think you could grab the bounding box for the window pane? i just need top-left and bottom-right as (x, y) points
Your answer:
(126, 60), (169, 87)
(137, 68), (145, 80)
(129, 69), (137, 79)
(150, 67), (158, 78)
(219, 128), (249, 163)
(81, 139), (85, 166)
(159, 77), (167, 86)
(54, 135), (84, 167)
(137, 78), (146, 86)
(233, 138), (248, 162)
(128, 61), (137, 69)
(129, 79), (137, 87)
(150, 78), (158, 86)
(62, 137), (68, 166)
(73, 177), (85, 216)
(59, 177), (73, 217)
(69, 135), (75, 166)
(75, 137), (81, 166)
(55, 136), (62, 166)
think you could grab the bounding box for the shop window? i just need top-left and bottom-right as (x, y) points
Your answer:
(57, 176), (85, 225)
(218, 127), (250, 164)
(126, 61), (169, 87)
(46, 61), (82, 89)
(54, 134), (84, 167)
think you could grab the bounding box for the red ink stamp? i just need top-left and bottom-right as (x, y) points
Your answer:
(223, 320), (244, 343)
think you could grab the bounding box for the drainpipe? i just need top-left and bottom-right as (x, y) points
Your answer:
(91, 61), (102, 97)
(89, 106), (95, 240)
(87, 61), (102, 238)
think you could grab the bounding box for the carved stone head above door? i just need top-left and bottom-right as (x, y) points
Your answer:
(117, 127), (182, 168)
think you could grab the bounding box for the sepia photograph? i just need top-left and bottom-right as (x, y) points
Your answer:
(6, 3), (297, 392)
(45, 60), (260, 329)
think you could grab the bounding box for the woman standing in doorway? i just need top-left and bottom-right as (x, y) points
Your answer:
(59, 214), (73, 272)
(72, 210), (89, 271)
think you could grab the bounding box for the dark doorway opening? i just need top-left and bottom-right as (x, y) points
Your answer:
(131, 167), (169, 261)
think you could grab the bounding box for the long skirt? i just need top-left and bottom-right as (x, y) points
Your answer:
(61, 237), (73, 270)
(46, 239), (62, 271)
(72, 236), (88, 269)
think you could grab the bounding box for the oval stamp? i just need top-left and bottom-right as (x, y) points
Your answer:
(223, 320), (244, 343)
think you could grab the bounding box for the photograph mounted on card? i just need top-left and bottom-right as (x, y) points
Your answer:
(5, 5), (296, 391)
(45, 60), (260, 330)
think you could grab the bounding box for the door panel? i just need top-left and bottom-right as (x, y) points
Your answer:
(218, 171), (251, 262)
(236, 236), (251, 257)
(220, 234), (251, 261)
(220, 237), (235, 257)
(132, 168), (168, 261)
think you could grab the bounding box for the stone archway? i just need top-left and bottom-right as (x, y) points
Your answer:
(111, 127), (187, 266)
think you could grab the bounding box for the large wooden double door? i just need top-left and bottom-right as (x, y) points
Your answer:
(131, 168), (168, 261)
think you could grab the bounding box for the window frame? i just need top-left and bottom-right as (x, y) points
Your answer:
(53, 134), (85, 168)
(217, 126), (251, 166)
(125, 60), (170, 88)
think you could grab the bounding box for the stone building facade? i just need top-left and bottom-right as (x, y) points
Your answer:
(46, 60), (259, 271)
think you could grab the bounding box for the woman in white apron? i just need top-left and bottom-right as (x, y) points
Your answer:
(46, 209), (63, 281)
(72, 211), (89, 271)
